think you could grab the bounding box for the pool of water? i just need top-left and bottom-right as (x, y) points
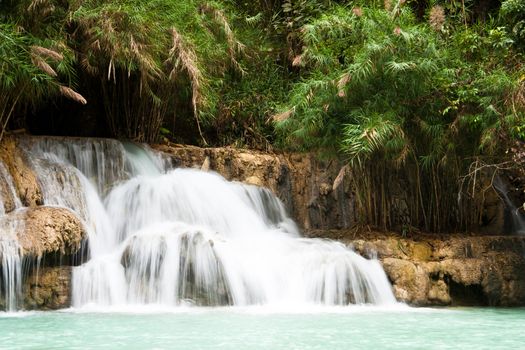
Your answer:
(0, 306), (524, 349)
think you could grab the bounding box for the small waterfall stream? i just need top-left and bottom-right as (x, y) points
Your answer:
(494, 176), (525, 235)
(0, 137), (396, 310)
(0, 161), (24, 311)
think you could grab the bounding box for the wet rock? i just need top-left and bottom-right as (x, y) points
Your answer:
(153, 144), (358, 230)
(345, 233), (525, 306)
(0, 206), (86, 258)
(0, 137), (43, 207)
(383, 258), (431, 304)
(244, 175), (263, 187)
(427, 279), (451, 305)
(21, 207), (86, 257)
(23, 266), (72, 310)
(0, 170), (16, 213)
(0, 206), (85, 310)
(201, 156), (210, 171)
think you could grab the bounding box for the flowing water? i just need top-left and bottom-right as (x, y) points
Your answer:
(493, 176), (525, 234)
(0, 137), (395, 310)
(0, 307), (524, 349)
(0, 161), (24, 312)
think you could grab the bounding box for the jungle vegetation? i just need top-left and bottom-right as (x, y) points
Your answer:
(1, 0), (524, 232)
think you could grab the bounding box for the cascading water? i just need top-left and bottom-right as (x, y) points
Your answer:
(0, 162), (22, 216)
(0, 213), (24, 312)
(1, 136), (396, 310)
(493, 176), (525, 235)
(0, 161), (25, 312)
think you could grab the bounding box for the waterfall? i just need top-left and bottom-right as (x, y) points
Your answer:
(0, 214), (24, 312)
(0, 160), (24, 311)
(1, 137), (396, 309)
(0, 162), (22, 215)
(494, 176), (525, 235)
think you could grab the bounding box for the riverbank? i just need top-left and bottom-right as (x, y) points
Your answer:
(306, 230), (525, 306)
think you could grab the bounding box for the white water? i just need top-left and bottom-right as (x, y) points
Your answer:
(494, 176), (525, 234)
(1, 137), (396, 310)
(0, 161), (24, 311)
(0, 211), (26, 312)
(0, 162), (22, 216)
(0, 234), (23, 312)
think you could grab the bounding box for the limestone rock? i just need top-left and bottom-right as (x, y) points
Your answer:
(352, 238), (408, 259)
(0, 206), (86, 257)
(348, 234), (525, 306)
(428, 279), (451, 304)
(154, 144), (358, 230)
(382, 258), (430, 304)
(244, 175), (263, 187)
(440, 259), (483, 285)
(0, 137), (42, 207)
(411, 242), (432, 261)
(0, 174), (16, 214)
(201, 156), (210, 171)
(23, 266), (72, 310)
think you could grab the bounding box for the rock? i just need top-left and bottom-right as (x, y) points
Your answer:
(0, 166), (17, 213)
(0, 137), (43, 207)
(440, 259), (483, 285)
(0, 206), (86, 258)
(411, 242), (432, 261)
(244, 175), (263, 187)
(480, 253), (525, 305)
(428, 279), (451, 304)
(23, 266), (72, 310)
(347, 234), (525, 306)
(382, 258), (430, 304)
(153, 143), (358, 230)
(0, 207), (85, 310)
(319, 183), (331, 196)
(352, 238), (408, 259)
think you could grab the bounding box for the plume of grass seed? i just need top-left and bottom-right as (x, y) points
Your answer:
(429, 6), (445, 31)
(59, 85), (87, 104)
(30, 46), (63, 61)
(199, 3), (245, 72)
(31, 56), (57, 77)
(272, 109), (293, 122)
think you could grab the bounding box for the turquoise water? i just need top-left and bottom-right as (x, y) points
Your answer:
(0, 306), (524, 349)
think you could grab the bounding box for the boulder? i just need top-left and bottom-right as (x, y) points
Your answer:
(23, 266), (72, 310)
(344, 233), (525, 306)
(383, 258), (430, 304)
(0, 137), (42, 207)
(0, 206), (86, 258)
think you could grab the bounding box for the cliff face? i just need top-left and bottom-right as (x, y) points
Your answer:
(307, 230), (525, 306)
(154, 144), (357, 230)
(157, 143), (525, 307)
(154, 143), (513, 235)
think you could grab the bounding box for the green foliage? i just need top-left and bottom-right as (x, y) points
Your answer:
(501, 0), (525, 46)
(0, 22), (78, 142)
(231, 0), (335, 64)
(275, 3), (525, 231)
(1, 0), (244, 143)
(68, 0), (246, 142)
